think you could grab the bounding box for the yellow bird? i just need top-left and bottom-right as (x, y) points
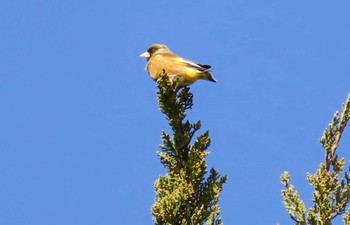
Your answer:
(140, 44), (217, 86)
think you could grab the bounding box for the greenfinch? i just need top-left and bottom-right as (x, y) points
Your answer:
(140, 44), (217, 86)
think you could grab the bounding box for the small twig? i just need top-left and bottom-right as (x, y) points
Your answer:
(326, 93), (350, 171)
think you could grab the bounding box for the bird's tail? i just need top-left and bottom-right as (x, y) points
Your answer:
(203, 71), (217, 83)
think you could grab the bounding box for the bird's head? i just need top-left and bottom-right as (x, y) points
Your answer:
(140, 44), (172, 61)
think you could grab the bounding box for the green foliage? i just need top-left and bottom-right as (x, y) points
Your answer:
(281, 93), (350, 225)
(152, 72), (227, 225)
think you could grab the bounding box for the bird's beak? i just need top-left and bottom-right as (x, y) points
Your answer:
(140, 51), (150, 59)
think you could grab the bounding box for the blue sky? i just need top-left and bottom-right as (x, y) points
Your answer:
(1, 1), (350, 224)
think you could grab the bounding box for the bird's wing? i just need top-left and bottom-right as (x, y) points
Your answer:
(161, 53), (211, 72)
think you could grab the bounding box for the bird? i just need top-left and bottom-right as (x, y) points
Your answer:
(140, 44), (217, 87)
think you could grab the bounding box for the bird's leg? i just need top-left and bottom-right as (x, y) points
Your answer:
(167, 74), (178, 83)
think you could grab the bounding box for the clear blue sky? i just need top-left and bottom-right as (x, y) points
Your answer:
(1, 1), (350, 224)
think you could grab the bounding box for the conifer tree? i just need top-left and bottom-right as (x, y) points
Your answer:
(281, 93), (350, 225)
(151, 72), (227, 225)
